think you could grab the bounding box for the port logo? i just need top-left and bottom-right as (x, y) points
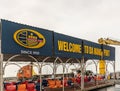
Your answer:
(13, 29), (46, 49)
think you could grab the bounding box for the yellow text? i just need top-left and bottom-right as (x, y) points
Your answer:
(58, 40), (82, 53)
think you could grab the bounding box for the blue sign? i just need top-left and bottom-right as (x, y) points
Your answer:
(1, 19), (53, 56)
(102, 45), (115, 61)
(83, 40), (102, 60)
(0, 19), (116, 61)
(54, 32), (82, 58)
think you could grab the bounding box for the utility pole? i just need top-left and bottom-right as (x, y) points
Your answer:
(0, 54), (3, 91)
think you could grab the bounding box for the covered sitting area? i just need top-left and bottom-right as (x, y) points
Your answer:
(0, 19), (116, 91)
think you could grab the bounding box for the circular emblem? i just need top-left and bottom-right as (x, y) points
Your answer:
(13, 29), (46, 48)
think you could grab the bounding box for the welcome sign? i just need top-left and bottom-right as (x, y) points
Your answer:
(83, 40), (102, 59)
(54, 32), (83, 58)
(102, 45), (115, 60)
(0, 19), (115, 61)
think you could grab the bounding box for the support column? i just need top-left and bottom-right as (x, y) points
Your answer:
(39, 67), (42, 91)
(53, 63), (56, 79)
(62, 64), (65, 91)
(81, 58), (85, 91)
(0, 54), (3, 91)
(105, 63), (108, 83)
(113, 61), (116, 83)
(96, 62), (98, 86)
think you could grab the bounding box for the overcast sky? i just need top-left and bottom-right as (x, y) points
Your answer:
(1, 0), (120, 76)
(1, 0), (120, 42)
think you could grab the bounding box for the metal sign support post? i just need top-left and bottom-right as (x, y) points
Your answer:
(0, 54), (3, 91)
(113, 61), (116, 83)
(62, 64), (65, 91)
(81, 57), (85, 91)
(96, 62), (98, 86)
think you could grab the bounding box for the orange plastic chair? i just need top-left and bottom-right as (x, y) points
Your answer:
(97, 75), (101, 81)
(48, 79), (56, 88)
(55, 79), (62, 88)
(17, 84), (26, 91)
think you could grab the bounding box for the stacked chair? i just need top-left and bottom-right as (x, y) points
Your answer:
(5, 84), (16, 91)
(17, 83), (26, 91)
(27, 83), (36, 91)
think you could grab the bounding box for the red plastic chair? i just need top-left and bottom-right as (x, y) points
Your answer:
(76, 77), (81, 84)
(27, 83), (36, 91)
(63, 78), (68, 87)
(5, 84), (16, 91)
(4, 83), (11, 89)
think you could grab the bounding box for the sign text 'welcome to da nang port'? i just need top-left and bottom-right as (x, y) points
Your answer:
(0, 19), (115, 61)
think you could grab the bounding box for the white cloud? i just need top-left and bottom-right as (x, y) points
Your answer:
(1, 0), (120, 74)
